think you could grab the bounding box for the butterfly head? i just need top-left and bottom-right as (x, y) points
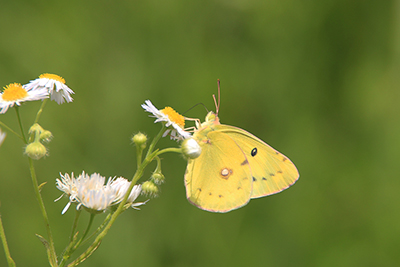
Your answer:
(205, 111), (220, 124)
(194, 111), (220, 131)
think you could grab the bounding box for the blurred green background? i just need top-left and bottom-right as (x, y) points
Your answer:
(1, 0), (399, 266)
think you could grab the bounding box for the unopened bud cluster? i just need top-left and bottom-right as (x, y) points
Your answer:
(25, 123), (52, 160)
(141, 169), (165, 197)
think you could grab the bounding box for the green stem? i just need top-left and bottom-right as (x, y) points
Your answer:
(59, 233), (77, 267)
(28, 157), (58, 266)
(34, 98), (48, 124)
(80, 213), (111, 246)
(64, 213), (96, 262)
(136, 141), (143, 170)
(15, 106), (27, 143)
(69, 210), (82, 243)
(154, 155), (162, 173)
(145, 125), (165, 158)
(60, 210), (113, 267)
(77, 213), (96, 246)
(59, 210), (82, 267)
(0, 121), (23, 141)
(156, 147), (182, 156)
(0, 212), (16, 267)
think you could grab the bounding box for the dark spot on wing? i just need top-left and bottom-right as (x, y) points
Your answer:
(251, 148), (258, 157)
(252, 177), (257, 182)
(283, 157), (287, 162)
(219, 195), (223, 198)
(262, 177), (267, 181)
(269, 173), (275, 176)
(241, 159), (249, 165)
(277, 170), (283, 174)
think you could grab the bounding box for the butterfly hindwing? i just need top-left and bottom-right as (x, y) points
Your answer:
(214, 124), (299, 198)
(185, 130), (253, 213)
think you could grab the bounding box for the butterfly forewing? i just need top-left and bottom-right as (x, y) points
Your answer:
(185, 131), (253, 212)
(214, 125), (299, 198)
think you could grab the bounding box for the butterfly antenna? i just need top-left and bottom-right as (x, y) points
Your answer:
(182, 103), (209, 115)
(213, 79), (221, 116)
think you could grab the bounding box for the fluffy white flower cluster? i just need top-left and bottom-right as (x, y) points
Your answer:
(56, 171), (146, 214)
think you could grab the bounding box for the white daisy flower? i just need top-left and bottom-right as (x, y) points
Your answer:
(0, 128), (6, 147)
(109, 177), (148, 209)
(55, 172), (80, 214)
(24, 73), (74, 104)
(0, 83), (49, 114)
(76, 177), (116, 213)
(141, 100), (191, 140)
(56, 171), (146, 214)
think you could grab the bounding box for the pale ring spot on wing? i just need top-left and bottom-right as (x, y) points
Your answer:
(220, 168), (233, 179)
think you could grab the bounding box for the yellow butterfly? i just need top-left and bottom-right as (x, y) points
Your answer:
(184, 82), (299, 213)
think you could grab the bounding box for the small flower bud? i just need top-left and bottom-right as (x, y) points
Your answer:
(181, 138), (202, 159)
(132, 132), (147, 149)
(40, 130), (53, 142)
(28, 123), (44, 135)
(141, 181), (159, 197)
(151, 172), (165, 185)
(25, 142), (48, 160)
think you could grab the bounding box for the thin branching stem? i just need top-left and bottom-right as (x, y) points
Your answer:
(15, 106), (27, 143)
(70, 209), (82, 243)
(28, 157), (58, 266)
(0, 212), (16, 267)
(156, 147), (182, 156)
(34, 98), (48, 124)
(145, 124), (165, 158)
(0, 120), (23, 141)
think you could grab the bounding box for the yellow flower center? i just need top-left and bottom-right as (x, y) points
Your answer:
(2, 83), (28, 101)
(39, 73), (66, 84)
(161, 107), (185, 128)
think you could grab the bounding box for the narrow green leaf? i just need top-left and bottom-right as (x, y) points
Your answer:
(36, 234), (57, 267)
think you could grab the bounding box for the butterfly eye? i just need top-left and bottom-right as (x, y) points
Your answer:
(251, 148), (257, 157)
